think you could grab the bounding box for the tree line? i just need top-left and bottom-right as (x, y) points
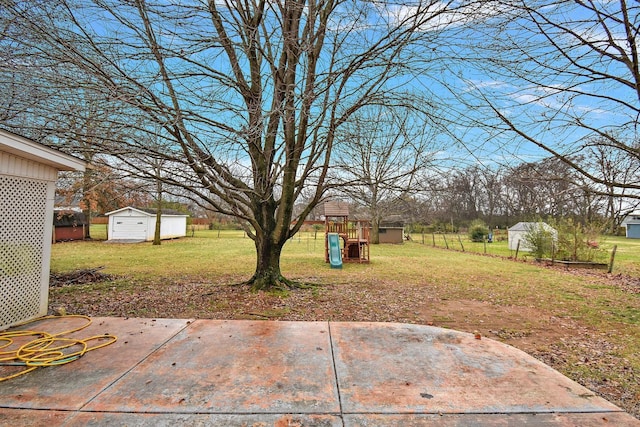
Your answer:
(390, 158), (637, 234)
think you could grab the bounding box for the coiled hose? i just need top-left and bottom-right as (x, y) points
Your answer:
(0, 315), (117, 382)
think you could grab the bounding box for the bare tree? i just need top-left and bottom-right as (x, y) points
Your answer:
(1, 0), (471, 289)
(584, 136), (640, 232)
(332, 103), (441, 243)
(452, 0), (640, 198)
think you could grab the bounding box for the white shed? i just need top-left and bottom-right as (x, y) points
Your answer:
(1, 129), (86, 330)
(508, 222), (557, 251)
(105, 206), (188, 241)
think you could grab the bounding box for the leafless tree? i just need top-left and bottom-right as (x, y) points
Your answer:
(332, 103), (441, 243)
(451, 0), (640, 198)
(1, 0), (474, 289)
(584, 136), (640, 232)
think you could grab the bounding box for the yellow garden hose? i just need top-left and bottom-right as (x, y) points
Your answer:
(0, 315), (117, 382)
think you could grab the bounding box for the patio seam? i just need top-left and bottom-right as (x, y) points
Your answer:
(327, 321), (346, 427)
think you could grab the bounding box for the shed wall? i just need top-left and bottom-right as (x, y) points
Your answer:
(53, 226), (86, 242)
(378, 227), (404, 244)
(157, 217), (187, 239)
(1, 152), (56, 330)
(508, 230), (531, 251)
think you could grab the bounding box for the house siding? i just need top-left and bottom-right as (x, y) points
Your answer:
(1, 131), (85, 330)
(0, 151), (58, 181)
(627, 224), (640, 239)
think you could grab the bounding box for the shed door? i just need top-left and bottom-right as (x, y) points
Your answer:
(111, 216), (147, 240)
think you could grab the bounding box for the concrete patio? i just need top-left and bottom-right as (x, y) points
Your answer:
(0, 316), (638, 426)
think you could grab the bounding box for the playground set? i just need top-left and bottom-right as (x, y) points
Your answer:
(323, 201), (370, 268)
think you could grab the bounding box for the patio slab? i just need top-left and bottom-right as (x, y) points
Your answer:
(330, 322), (620, 414)
(83, 320), (339, 414)
(0, 317), (638, 426)
(0, 317), (190, 411)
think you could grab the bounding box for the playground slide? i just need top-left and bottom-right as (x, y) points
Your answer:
(327, 233), (343, 269)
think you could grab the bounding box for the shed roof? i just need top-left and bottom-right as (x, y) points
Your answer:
(0, 128), (86, 172)
(508, 222), (555, 232)
(324, 201), (349, 217)
(53, 210), (88, 226)
(105, 206), (188, 217)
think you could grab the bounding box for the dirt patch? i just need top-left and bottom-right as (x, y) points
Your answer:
(418, 299), (571, 352)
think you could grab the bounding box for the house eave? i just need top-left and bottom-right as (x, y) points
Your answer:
(0, 129), (86, 172)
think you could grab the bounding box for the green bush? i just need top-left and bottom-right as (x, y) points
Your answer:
(523, 219), (606, 262)
(552, 218), (605, 262)
(468, 220), (489, 242)
(522, 222), (556, 259)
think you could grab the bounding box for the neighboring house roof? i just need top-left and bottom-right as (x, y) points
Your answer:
(105, 206), (188, 217)
(0, 128), (86, 172)
(621, 212), (640, 226)
(54, 193), (84, 212)
(508, 222), (555, 232)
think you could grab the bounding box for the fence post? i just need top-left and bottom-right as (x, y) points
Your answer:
(515, 240), (520, 260)
(457, 234), (464, 252)
(442, 233), (449, 249)
(608, 245), (618, 274)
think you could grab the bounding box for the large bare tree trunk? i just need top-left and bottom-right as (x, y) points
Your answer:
(251, 236), (285, 291)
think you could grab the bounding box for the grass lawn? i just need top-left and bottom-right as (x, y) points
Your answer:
(50, 228), (640, 418)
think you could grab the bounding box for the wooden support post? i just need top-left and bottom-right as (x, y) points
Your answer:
(457, 235), (464, 252)
(442, 233), (449, 249)
(608, 245), (618, 274)
(515, 240), (520, 260)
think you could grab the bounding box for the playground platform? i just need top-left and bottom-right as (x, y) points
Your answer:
(0, 317), (638, 426)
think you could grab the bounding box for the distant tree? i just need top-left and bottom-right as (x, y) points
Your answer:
(333, 104), (440, 243)
(584, 136), (640, 233)
(502, 157), (604, 223)
(458, 0), (640, 198)
(55, 161), (153, 216)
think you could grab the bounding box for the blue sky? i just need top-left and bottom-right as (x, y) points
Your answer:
(8, 0), (634, 179)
